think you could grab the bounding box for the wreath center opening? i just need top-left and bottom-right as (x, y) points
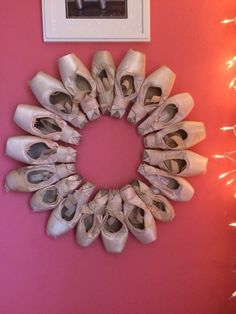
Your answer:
(76, 116), (143, 188)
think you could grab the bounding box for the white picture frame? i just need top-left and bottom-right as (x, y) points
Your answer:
(42, 0), (150, 42)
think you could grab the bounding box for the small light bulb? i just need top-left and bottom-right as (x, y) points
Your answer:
(219, 172), (228, 179)
(229, 77), (236, 89)
(226, 56), (236, 70)
(221, 18), (235, 24)
(213, 154), (225, 159)
(220, 126), (233, 131)
(229, 222), (236, 227)
(232, 290), (236, 297)
(226, 179), (234, 186)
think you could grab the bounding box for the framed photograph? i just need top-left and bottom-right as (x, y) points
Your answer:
(42, 0), (150, 42)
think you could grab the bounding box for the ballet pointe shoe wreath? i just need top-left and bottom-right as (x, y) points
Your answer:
(5, 49), (207, 253)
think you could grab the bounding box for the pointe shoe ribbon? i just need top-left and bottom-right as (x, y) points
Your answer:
(128, 66), (176, 124)
(5, 163), (76, 192)
(111, 49), (146, 118)
(29, 71), (88, 129)
(30, 174), (83, 212)
(58, 53), (100, 121)
(131, 180), (175, 222)
(14, 104), (81, 145)
(92, 50), (116, 115)
(138, 93), (194, 135)
(120, 185), (157, 244)
(6, 135), (77, 165)
(46, 182), (95, 238)
(73, 91), (100, 121)
(101, 189), (128, 253)
(138, 164), (194, 202)
(142, 149), (208, 177)
(76, 189), (109, 247)
(144, 121), (206, 150)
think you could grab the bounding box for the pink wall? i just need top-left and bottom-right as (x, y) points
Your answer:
(1, 1), (236, 313)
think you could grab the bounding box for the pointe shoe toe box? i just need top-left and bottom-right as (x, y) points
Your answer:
(46, 214), (71, 238)
(5, 170), (26, 192)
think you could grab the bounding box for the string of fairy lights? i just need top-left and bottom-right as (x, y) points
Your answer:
(213, 16), (236, 300)
(213, 17), (236, 212)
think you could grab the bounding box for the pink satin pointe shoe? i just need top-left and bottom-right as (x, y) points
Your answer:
(110, 49), (146, 119)
(131, 180), (175, 222)
(6, 136), (77, 165)
(138, 164), (194, 202)
(92, 51), (116, 115)
(58, 53), (100, 121)
(14, 104), (81, 145)
(144, 121), (206, 150)
(120, 185), (157, 244)
(101, 189), (128, 253)
(138, 93), (194, 135)
(5, 163), (76, 192)
(29, 71), (88, 129)
(76, 189), (109, 247)
(142, 149), (208, 177)
(128, 66), (176, 124)
(30, 174), (83, 212)
(47, 181), (95, 238)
